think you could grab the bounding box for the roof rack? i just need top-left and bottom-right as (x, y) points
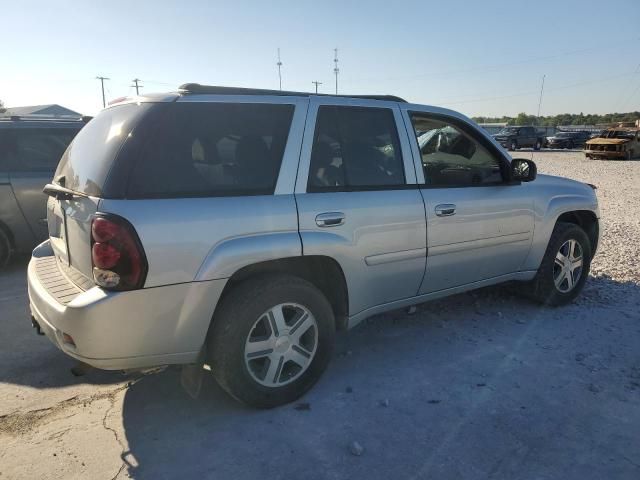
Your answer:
(178, 83), (408, 103)
(0, 114), (91, 123)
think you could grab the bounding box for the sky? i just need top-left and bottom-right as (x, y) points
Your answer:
(1, 0), (639, 118)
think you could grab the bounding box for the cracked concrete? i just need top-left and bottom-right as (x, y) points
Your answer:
(0, 151), (639, 479)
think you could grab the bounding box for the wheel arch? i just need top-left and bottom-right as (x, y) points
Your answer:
(214, 255), (350, 331)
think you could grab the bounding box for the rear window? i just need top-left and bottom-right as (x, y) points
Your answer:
(125, 102), (295, 198)
(54, 103), (152, 196)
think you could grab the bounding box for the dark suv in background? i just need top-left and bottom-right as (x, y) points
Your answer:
(0, 116), (85, 267)
(492, 126), (544, 151)
(546, 131), (590, 149)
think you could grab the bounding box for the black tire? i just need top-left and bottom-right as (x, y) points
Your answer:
(509, 140), (517, 151)
(567, 140), (574, 150)
(626, 150), (633, 160)
(207, 274), (335, 408)
(525, 222), (592, 306)
(0, 229), (11, 270)
(534, 139), (542, 150)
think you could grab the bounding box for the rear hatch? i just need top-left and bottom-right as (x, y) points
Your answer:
(46, 103), (153, 286)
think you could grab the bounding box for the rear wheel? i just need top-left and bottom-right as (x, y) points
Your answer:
(207, 274), (335, 408)
(534, 139), (542, 150)
(567, 140), (574, 150)
(626, 150), (633, 160)
(509, 140), (517, 151)
(524, 222), (591, 306)
(0, 229), (11, 270)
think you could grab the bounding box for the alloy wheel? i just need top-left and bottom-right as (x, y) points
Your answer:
(553, 239), (584, 293)
(244, 303), (318, 387)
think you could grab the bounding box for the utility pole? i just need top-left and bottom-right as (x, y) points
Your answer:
(536, 74), (546, 121)
(333, 48), (339, 95)
(312, 81), (322, 93)
(96, 76), (110, 108)
(277, 48), (283, 90)
(131, 78), (143, 95)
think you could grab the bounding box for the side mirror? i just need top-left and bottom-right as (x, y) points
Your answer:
(511, 158), (537, 182)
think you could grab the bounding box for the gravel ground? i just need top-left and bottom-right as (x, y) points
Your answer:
(0, 150), (639, 479)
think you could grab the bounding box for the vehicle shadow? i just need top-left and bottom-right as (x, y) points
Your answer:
(118, 275), (640, 479)
(0, 255), (125, 388)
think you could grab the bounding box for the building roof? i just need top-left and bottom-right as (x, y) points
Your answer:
(3, 104), (82, 118)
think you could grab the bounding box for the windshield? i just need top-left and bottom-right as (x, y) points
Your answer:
(496, 127), (518, 135)
(601, 130), (636, 139)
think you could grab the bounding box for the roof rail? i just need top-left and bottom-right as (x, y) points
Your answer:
(178, 83), (408, 103)
(0, 114), (89, 122)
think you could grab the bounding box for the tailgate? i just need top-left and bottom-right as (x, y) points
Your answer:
(47, 195), (99, 286)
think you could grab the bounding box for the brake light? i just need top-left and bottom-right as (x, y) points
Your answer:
(90, 215), (147, 290)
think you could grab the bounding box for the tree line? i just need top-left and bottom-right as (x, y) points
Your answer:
(472, 111), (640, 127)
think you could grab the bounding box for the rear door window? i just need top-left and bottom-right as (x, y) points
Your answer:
(125, 102), (295, 198)
(307, 105), (405, 191)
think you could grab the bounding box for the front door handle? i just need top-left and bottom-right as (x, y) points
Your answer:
(315, 212), (345, 227)
(435, 204), (456, 217)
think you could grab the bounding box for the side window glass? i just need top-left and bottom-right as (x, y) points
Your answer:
(308, 106), (405, 190)
(126, 103), (294, 198)
(410, 114), (504, 187)
(13, 128), (79, 172)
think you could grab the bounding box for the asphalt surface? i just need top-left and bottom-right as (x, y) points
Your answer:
(1, 150), (639, 479)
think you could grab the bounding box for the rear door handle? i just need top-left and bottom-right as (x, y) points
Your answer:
(435, 204), (456, 217)
(315, 212), (345, 227)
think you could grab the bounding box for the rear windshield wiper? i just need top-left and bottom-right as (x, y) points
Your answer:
(43, 183), (88, 201)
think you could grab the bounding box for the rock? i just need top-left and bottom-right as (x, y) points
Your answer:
(588, 383), (600, 393)
(294, 402), (311, 411)
(575, 353), (586, 362)
(349, 441), (365, 456)
(476, 383), (487, 387)
(345, 386), (353, 393)
(516, 319), (526, 324)
(379, 399), (389, 407)
(427, 399), (441, 404)
(497, 311), (503, 318)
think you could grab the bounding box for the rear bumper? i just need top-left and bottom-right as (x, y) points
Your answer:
(28, 241), (227, 370)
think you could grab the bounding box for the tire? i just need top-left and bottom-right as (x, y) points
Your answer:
(509, 140), (517, 151)
(567, 140), (574, 150)
(207, 274), (335, 408)
(626, 150), (633, 160)
(0, 228), (10, 270)
(534, 139), (542, 151)
(525, 222), (592, 306)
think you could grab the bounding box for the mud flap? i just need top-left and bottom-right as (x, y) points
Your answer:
(180, 363), (204, 398)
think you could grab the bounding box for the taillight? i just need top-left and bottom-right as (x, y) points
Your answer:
(90, 214), (147, 290)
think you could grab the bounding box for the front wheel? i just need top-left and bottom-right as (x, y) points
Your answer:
(207, 274), (335, 408)
(509, 140), (518, 151)
(534, 139), (542, 150)
(524, 222), (592, 306)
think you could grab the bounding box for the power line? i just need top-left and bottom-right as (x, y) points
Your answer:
(130, 78), (143, 95)
(95, 76), (110, 108)
(312, 81), (322, 93)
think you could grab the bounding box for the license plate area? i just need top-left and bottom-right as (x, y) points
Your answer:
(47, 197), (69, 265)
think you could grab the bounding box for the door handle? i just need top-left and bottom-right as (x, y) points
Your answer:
(435, 204), (456, 217)
(315, 212), (345, 227)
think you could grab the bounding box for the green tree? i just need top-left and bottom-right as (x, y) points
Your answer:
(0, 100), (6, 114)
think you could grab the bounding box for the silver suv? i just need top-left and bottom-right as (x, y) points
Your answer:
(28, 84), (600, 407)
